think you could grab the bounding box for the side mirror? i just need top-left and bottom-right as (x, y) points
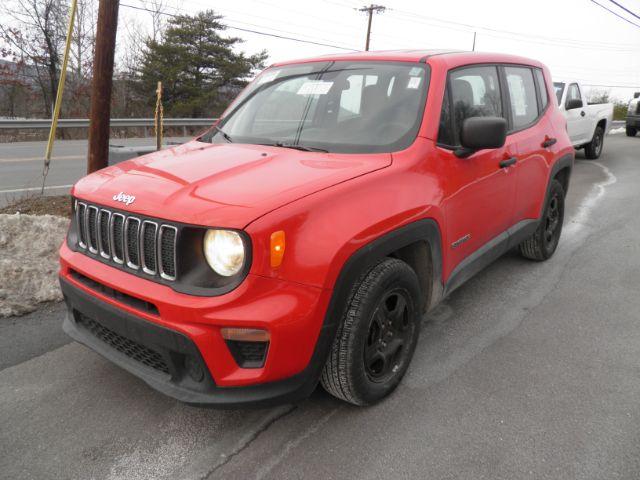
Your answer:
(634, 92), (640, 99)
(455, 117), (507, 158)
(566, 98), (583, 110)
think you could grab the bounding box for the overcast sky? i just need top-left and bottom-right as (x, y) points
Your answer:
(122, 0), (640, 101)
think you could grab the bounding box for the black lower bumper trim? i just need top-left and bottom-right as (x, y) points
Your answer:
(626, 116), (640, 128)
(60, 276), (323, 407)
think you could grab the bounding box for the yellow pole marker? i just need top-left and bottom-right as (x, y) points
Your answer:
(155, 81), (163, 151)
(41, 0), (78, 194)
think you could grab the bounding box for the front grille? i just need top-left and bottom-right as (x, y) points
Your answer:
(74, 201), (177, 282)
(159, 225), (177, 280)
(87, 206), (99, 253)
(141, 221), (158, 274)
(76, 312), (170, 374)
(125, 217), (141, 268)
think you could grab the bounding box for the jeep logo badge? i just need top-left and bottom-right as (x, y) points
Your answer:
(112, 192), (136, 206)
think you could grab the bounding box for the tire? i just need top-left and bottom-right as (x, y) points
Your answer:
(626, 126), (637, 137)
(519, 179), (565, 261)
(320, 258), (422, 406)
(584, 125), (604, 159)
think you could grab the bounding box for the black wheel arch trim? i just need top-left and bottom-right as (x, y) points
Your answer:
(547, 152), (574, 205)
(295, 218), (445, 399)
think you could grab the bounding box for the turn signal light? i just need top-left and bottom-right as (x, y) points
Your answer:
(270, 230), (286, 268)
(220, 327), (270, 342)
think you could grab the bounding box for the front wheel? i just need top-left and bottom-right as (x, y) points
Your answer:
(626, 126), (637, 137)
(320, 258), (422, 406)
(519, 179), (565, 261)
(584, 126), (604, 159)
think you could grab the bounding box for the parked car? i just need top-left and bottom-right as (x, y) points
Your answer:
(553, 80), (613, 159)
(60, 51), (574, 407)
(625, 92), (640, 137)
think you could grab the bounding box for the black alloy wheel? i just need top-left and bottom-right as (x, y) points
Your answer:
(364, 289), (415, 383)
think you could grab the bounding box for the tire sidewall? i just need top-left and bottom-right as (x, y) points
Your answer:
(346, 262), (421, 405)
(540, 180), (565, 258)
(594, 127), (604, 157)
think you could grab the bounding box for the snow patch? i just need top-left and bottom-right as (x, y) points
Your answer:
(608, 127), (626, 135)
(0, 213), (69, 317)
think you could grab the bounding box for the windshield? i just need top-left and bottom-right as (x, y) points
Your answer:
(553, 82), (565, 105)
(200, 61), (430, 153)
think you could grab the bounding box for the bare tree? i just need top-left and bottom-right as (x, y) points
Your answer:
(0, 0), (70, 116)
(143, 0), (170, 43)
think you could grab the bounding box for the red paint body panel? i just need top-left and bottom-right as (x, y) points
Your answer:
(60, 50), (574, 401)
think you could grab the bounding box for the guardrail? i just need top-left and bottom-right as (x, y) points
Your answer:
(0, 118), (217, 129)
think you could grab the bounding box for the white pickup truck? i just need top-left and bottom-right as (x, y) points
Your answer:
(553, 80), (613, 159)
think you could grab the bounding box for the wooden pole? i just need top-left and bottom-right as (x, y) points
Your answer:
(87, 0), (120, 174)
(365, 8), (373, 51)
(359, 5), (386, 52)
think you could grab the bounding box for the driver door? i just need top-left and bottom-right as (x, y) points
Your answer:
(437, 65), (517, 279)
(565, 83), (590, 144)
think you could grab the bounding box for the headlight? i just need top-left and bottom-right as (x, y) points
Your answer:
(203, 229), (245, 276)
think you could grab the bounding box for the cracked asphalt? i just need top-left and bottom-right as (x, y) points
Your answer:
(2, 135), (640, 480)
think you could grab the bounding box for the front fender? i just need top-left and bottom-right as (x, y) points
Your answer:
(244, 154), (445, 295)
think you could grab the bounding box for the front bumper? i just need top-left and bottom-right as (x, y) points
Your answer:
(626, 115), (640, 128)
(59, 242), (335, 407)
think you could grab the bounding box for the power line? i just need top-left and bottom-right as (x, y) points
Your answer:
(606, 0), (640, 21)
(589, 0), (640, 28)
(119, 3), (359, 51)
(386, 7), (640, 51)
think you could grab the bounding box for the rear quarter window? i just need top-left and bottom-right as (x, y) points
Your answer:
(534, 69), (548, 110)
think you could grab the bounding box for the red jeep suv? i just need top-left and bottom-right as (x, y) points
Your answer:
(60, 50), (573, 406)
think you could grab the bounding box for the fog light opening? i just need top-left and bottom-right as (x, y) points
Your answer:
(221, 328), (270, 369)
(185, 355), (205, 382)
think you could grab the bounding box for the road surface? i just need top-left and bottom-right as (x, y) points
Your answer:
(0, 137), (190, 207)
(1, 135), (640, 479)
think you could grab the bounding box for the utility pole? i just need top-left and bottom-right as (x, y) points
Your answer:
(87, 0), (120, 174)
(359, 4), (386, 51)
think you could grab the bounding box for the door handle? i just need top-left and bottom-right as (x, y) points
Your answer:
(580, 111), (586, 117)
(542, 137), (557, 148)
(499, 157), (517, 168)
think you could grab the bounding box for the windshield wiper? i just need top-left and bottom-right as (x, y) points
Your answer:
(214, 125), (233, 143)
(260, 142), (328, 153)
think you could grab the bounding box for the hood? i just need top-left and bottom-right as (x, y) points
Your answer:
(72, 141), (391, 228)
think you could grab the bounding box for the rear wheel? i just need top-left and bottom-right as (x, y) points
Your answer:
(320, 258), (421, 406)
(584, 126), (604, 159)
(519, 179), (565, 261)
(626, 126), (637, 137)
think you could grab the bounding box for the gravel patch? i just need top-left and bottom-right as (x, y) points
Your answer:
(0, 213), (69, 317)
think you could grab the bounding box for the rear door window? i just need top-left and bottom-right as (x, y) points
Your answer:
(505, 67), (539, 130)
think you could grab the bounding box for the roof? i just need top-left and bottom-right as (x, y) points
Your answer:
(272, 50), (547, 70)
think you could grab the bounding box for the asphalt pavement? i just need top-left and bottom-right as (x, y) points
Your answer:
(0, 137), (191, 207)
(1, 135), (640, 479)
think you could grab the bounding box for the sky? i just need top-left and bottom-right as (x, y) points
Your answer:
(7, 0), (640, 102)
(115, 0), (640, 102)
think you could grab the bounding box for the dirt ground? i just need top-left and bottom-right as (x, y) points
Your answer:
(0, 195), (71, 218)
